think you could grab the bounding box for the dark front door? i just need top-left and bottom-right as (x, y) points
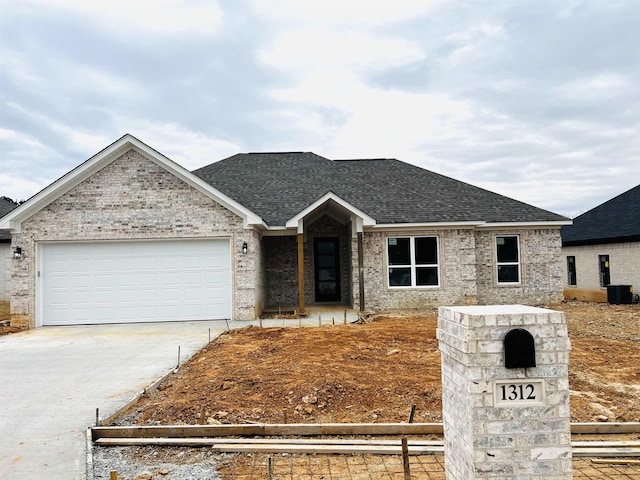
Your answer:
(314, 237), (340, 302)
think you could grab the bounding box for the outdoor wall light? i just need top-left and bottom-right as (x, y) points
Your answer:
(242, 242), (248, 255)
(13, 247), (23, 260)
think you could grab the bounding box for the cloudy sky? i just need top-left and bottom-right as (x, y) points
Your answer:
(1, 0), (638, 218)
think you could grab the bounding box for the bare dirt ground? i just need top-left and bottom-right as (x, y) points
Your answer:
(98, 301), (640, 479)
(0, 301), (22, 336)
(124, 301), (640, 426)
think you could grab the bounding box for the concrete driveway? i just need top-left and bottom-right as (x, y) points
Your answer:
(0, 320), (232, 480)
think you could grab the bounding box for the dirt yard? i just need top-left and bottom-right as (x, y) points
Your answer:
(0, 301), (22, 336)
(122, 301), (640, 426)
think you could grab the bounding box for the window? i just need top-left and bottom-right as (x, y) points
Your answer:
(496, 235), (520, 284)
(387, 236), (439, 287)
(599, 255), (610, 287)
(567, 256), (577, 286)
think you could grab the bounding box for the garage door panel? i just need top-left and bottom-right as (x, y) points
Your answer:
(41, 240), (231, 325)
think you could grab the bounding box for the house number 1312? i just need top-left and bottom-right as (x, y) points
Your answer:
(500, 383), (535, 401)
(494, 380), (545, 406)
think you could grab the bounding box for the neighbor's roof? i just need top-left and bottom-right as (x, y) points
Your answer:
(192, 152), (568, 226)
(0, 197), (18, 241)
(561, 184), (640, 246)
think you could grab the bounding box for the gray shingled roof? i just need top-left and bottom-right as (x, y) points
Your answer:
(192, 153), (568, 226)
(561, 185), (640, 246)
(0, 197), (17, 241)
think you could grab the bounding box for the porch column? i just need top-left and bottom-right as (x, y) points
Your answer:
(297, 232), (305, 314)
(357, 231), (365, 311)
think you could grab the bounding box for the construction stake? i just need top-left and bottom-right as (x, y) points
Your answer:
(401, 437), (411, 479)
(110, 471), (118, 480)
(259, 317), (263, 328)
(199, 406), (206, 425)
(268, 456), (273, 480)
(177, 346), (181, 368)
(408, 405), (416, 424)
(332, 317), (335, 325)
(96, 408), (100, 427)
(318, 314), (322, 326)
(344, 310), (347, 324)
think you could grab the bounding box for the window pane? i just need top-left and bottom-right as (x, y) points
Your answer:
(416, 267), (438, 286)
(389, 267), (411, 286)
(415, 237), (437, 265)
(388, 238), (410, 265)
(498, 265), (519, 283)
(567, 256), (576, 286)
(497, 236), (518, 262)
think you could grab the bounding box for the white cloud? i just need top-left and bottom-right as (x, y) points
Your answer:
(24, 0), (224, 36)
(251, 0), (443, 26)
(261, 28), (424, 71)
(118, 120), (243, 170)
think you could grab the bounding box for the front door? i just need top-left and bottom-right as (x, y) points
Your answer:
(314, 237), (340, 302)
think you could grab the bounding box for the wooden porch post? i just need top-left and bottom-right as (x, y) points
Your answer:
(358, 231), (365, 311)
(297, 233), (305, 314)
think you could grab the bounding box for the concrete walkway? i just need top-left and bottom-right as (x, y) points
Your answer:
(0, 320), (231, 480)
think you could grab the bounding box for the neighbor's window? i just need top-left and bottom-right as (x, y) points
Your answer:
(567, 256), (577, 286)
(387, 236), (439, 287)
(599, 255), (610, 287)
(496, 235), (520, 284)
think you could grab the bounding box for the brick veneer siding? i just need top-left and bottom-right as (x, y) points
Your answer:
(475, 229), (564, 306)
(10, 149), (258, 328)
(361, 229), (479, 310)
(263, 235), (298, 307)
(562, 241), (640, 302)
(438, 305), (572, 479)
(360, 227), (563, 311)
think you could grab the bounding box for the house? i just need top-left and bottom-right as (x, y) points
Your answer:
(561, 185), (640, 302)
(0, 134), (570, 328)
(0, 197), (18, 303)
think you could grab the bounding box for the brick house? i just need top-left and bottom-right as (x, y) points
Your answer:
(561, 184), (640, 302)
(0, 134), (570, 328)
(0, 197), (18, 302)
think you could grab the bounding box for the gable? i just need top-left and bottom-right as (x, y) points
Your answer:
(0, 135), (263, 233)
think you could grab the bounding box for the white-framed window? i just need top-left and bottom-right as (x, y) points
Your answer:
(387, 236), (439, 287)
(496, 235), (520, 284)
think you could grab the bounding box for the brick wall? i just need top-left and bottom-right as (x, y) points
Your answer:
(562, 242), (640, 302)
(10, 149), (257, 328)
(359, 227), (563, 311)
(438, 305), (572, 479)
(475, 229), (564, 305)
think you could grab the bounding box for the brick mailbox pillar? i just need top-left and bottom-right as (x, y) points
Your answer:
(437, 305), (572, 479)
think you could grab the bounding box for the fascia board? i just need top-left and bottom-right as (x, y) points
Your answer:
(285, 192), (376, 228)
(0, 134), (265, 232)
(478, 221), (572, 229)
(370, 221), (483, 230)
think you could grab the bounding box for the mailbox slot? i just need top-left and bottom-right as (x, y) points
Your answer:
(504, 328), (536, 369)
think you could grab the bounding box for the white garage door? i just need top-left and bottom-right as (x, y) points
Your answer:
(40, 240), (231, 326)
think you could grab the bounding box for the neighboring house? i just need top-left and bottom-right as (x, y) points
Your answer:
(0, 197), (18, 302)
(561, 185), (640, 302)
(0, 134), (570, 329)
